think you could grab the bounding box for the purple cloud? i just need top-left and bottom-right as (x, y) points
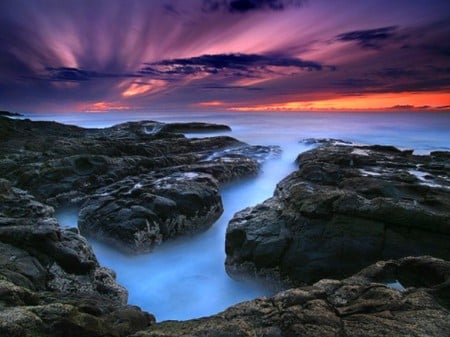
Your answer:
(202, 0), (306, 13)
(140, 53), (324, 78)
(336, 26), (398, 49)
(0, 0), (448, 112)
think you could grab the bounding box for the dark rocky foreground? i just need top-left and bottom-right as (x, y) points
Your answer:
(1, 116), (449, 336)
(0, 116), (278, 335)
(135, 256), (450, 337)
(226, 142), (450, 286)
(0, 178), (154, 336)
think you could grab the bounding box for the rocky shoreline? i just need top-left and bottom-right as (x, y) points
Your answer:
(226, 141), (450, 288)
(136, 255), (450, 337)
(0, 178), (154, 336)
(0, 116), (279, 252)
(1, 116), (449, 336)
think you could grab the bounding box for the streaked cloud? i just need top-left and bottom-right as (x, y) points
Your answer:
(202, 0), (306, 13)
(0, 0), (448, 112)
(140, 53), (325, 79)
(336, 26), (398, 49)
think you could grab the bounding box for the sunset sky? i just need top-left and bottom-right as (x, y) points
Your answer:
(1, 0), (449, 113)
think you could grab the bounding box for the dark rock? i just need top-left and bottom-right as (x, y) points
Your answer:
(133, 256), (450, 337)
(301, 137), (352, 145)
(0, 110), (23, 117)
(0, 118), (267, 206)
(165, 154), (260, 184)
(79, 172), (223, 253)
(204, 144), (282, 164)
(0, 118), (270, 204)
(226, 144), (450, 286)
(0, 117), (276, 249)
(349, 256), (450, 309)
(159, 122), (231, 133)
(4, 117), (448, 336)
(0, 178), (153, 336)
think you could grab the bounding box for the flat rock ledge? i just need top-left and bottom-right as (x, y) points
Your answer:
(0, 117), (279, 252)
(226, 143), (450, 286)
(133, 256), (450, 337)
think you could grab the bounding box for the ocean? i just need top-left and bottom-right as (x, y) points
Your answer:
(30, 110), (449, 321)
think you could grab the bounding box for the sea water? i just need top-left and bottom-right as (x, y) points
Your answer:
(41, 111), (450, 321)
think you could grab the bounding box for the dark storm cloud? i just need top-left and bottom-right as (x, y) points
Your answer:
(45, 67), (105, 82)
(44, 67), (140, 82)
(140, 53), (324, 77)
(336, 26), (398, 48)
(202, 0), (305, 13)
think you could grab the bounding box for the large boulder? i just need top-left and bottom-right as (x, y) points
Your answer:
(226, 143), (450, 286)
(132, 256), (450, 337)
(78, 172), (223, 253)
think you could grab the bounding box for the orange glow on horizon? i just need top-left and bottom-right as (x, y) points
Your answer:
(80, 101), (132, 112)
(229, 92), (450, 112)
(197, 100), (225, 107)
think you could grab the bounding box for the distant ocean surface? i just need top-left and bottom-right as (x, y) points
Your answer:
(29, 110), (450, 321)
(27, 111), (450, 153)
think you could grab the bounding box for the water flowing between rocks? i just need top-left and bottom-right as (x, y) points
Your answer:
(55, 140), (311, 321)
(50, 111), (450, 321)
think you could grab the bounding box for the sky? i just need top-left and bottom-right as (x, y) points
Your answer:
(0, 0), (449, 113)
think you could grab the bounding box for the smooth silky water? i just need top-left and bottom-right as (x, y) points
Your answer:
(47, 111), (449, 321)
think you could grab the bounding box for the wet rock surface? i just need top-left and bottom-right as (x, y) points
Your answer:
(1, 118), (449, 336)
(0, 117), (277, 250)
(0, 178), (154, 337)
(133, 256), (450, 337)
(226, 143), (450, 285)
(157, 122), (231, 133)
(0, 118), (260, 205)
(78, 172), (223, 253)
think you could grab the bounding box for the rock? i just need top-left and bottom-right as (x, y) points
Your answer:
(301, 137), (352, 145)
(0, 178), (154, 336)
(159, 122), (231, 133)
(78, 172), (223, 253)
(0, 117), (277, 251)
(132, 256), (450, 337)
(348, 255), (450, 308)
(204, 144), (282, 164)
(1, 114), (450, 336)
(0, 295), (154, 337)
(0, 117), (271, 207)
(0, 110), (23, 117)
(225, 143), (450, 285)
